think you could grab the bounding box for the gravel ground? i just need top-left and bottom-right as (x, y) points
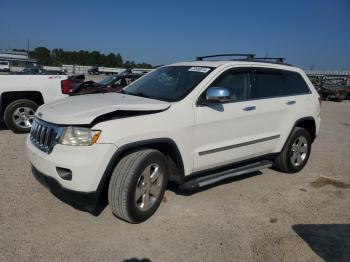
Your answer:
(0, 101), (349, 262)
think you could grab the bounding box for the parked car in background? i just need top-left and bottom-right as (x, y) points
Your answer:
(345, 77), (350, 99)
(312, 76), (348, 102)
(13, 67), (65, 75)
(87, 66), (99, 75)
(27, 54), (321, 223)
(88, 66), (120, 75)
(0, 74), (69, 133)
(0, 61), (10, 72)
(71, 73), (144, 95)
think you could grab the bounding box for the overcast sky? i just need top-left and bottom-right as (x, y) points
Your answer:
(0, 0), (349, 69)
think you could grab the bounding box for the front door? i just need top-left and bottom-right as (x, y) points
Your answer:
(193, 68), (263, 172)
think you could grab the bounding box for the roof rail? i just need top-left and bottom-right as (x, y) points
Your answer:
(196, 54), (255, 61)
(251, 57), (285, 63)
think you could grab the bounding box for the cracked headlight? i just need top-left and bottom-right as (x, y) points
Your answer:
(59, 126), (101, 146)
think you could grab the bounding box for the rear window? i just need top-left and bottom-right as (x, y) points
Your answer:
(283, 71), (310, 95)
(0, 61), (9, 65)
(251, 71), (284, 99)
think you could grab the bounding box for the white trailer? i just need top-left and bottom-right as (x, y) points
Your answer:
(0, 61), (10, 72)
(98, 67), (124, 75)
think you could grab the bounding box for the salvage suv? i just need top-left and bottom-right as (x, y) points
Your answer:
(27, 54), (321, 223)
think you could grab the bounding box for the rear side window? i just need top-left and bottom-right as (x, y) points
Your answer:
(251, 71), (284, 99)
(283, 71), (310, 95)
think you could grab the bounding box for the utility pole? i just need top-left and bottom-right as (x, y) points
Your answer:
(27, 38), (30, 68)
(27, 38), (30, 59)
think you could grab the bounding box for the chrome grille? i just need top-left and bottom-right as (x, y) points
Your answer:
(30, 119), (63, 153)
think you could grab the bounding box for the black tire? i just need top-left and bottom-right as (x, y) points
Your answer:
(3, 99), (38, 133)
(108, 149), (168, 223)
(274, 127), (312, 173)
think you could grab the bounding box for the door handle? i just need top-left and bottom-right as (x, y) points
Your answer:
(286, 100), (296, 105)
(243, 106), (256, 111)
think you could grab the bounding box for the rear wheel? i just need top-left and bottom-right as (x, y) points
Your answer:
(108, 149), (168, 223)
(275, 127), (311, 173)
(4, 99), (38, 133)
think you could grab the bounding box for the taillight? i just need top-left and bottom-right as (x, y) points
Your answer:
(61, 79), (71, 94)
(318, 96), (322, 107)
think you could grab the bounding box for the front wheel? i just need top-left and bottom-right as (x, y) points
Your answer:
(108, 149), (168, 223)
(275, 127), (312, 173)
(3, 99), (38, 133)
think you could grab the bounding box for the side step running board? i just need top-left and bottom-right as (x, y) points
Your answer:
(180, 160), (273, 190)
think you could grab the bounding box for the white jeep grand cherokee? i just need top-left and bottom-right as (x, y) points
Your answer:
(27, 54), (321, 223)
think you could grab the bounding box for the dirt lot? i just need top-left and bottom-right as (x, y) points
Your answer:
(0, 101), (349, 262)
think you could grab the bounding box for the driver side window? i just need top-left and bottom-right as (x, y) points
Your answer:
(209, 70), (252, 102)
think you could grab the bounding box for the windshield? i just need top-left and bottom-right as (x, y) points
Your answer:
(123, 66), (214, 102)
(98, 76), (117, 85)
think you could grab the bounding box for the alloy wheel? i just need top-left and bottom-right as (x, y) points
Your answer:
(135, 163), (163, 211)
(12, 107), (35, 129)
(290, 136), (308, 167)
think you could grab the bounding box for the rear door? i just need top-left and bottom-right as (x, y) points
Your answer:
(278, 70), (314, 146)
(250, 68), (300, 155)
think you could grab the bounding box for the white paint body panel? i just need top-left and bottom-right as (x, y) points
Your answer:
(0, 75), (68, 103)
(26, 61), (321, 193)
(193, 101), (265, 172)
(37, 93), (170, 125)
(27, 137), (117, 192)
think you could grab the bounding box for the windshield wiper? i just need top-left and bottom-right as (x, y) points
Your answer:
(123, 91), (167, 101)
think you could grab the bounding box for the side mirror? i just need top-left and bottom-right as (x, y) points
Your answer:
(206, 87), (231, 103)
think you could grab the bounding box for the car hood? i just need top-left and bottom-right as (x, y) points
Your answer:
(36, 93), (171, 125)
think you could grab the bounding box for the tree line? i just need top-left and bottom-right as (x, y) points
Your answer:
(18, 47), (153, 68)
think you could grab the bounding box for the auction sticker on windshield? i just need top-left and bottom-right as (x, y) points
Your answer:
(188, 67), (211, 73)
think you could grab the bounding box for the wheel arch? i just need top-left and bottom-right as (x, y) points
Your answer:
(281, 116), (316, 151)
(294, 117), (316, 142)
(96, 138), (185, 194)
(0, 91), (44, 120)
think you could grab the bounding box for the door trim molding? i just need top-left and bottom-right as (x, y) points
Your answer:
(198, 135), (280, 156)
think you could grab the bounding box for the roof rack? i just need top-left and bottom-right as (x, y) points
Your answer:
(196, 54), (255, 61)
(195, 54), (290, 65)
(250, 57), (285, 63)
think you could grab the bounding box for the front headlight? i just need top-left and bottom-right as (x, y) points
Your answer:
(59, 126), (101, 146)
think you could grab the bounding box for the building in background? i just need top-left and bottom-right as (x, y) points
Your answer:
(0, 50), (37, 70)
(305, 70), (350, 77)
